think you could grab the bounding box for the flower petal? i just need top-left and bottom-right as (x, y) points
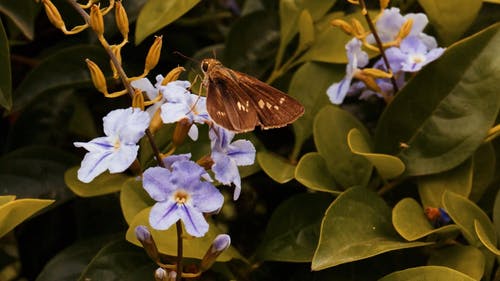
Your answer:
(131, 78), (158, 100)
(326, 76), (352, 105)
(162, 154), (192, 170)
(74, 136), (113, 152)
(143, 167), (175, 201)
(179, 204), (209, 237)
(212, 152), (241, 200)
(107, 144), (138, 173)
(187, 124), (198, 141)
(160, 102), (191, 124)
(76, 150), (114, 183)
(149, 200), (180, 230)
(118, 108), (150, 144)
(227, 139), (256, 166)
(170, 160), (207, 188)
(190, 181), (224, 213)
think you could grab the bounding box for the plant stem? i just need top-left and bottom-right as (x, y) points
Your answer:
(176, 220), (183, 281)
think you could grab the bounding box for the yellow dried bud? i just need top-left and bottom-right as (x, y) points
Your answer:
(115, 0), (129, 40)
(379, 0), (390, 10)
(331, 19), (353, 35)
(85, 59), (108, 94)
(397, 19), (413, 41)
(145, 36), (163, 73)
(132, 89), (145, 110)
(90, 4), (105, 37)
(161, 66), (186, 86)
(197, 155), (214, 170)
(350, 18), (366, 38)
(148, 109), (163, 134)
(362, 68), (393, 79)
(42, 0), (65, 30)
(347, 0), (360, 4)
(172, 118), (192, 147)
(354, 72), (382, 93)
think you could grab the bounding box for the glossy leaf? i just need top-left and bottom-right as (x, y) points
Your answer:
(0, 146), (78, 201)
(257, 193), (333, 262)
(312, 187), (430, 270)
(470, 143), (496, 202)
(0, 198), (54, 238)
(289, 62), (345, 153)
(348, 128), (405, 180)
(0, 0), (37, 40)
(375, 23), (500, 176)
(135, 0), (200, 44)
(378, 266), (476, 281)
(13, 45), (108, 111)
(0, 19), (11, 111)
(392, 198), (459, 241)
(475, 220), (500, 256)
(257, 151), (296, 184)
(120, 178), (154, 224)
(277, 0), (301, 66)
(418, 159), (472, 208)
(314, 105), (372, 188)
(494, 189), (500, 241)
(419, 0), (482, 45)
(427, 244), (485, 281)
(64, 166), (132, 197)
(297, 10), (314, 54)
(442, 191), (497, 247)
(126, 208), (244, 262)
(295, 152), (340, 194)
(78, 239), (156, 281)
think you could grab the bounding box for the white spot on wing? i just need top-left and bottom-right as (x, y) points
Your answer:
(266, 102), (272, 109)
(279, 97), (285, 104)
(258, 99), (265, 109)
(274, 105), (279, 110)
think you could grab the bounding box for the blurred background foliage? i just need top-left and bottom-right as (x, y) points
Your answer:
(0, 0), (499, 280)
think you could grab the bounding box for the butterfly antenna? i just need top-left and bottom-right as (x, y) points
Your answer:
(173, 51), (200, 64)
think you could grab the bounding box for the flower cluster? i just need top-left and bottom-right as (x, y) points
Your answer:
(74, 76), (256, 238)
(327, 7), (445, 104)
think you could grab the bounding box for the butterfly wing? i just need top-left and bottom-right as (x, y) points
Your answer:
(205, 67), (259, 132)
(235, 71), (305, 129)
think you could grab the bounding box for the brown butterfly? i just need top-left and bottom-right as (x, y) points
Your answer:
(201, 58), (305, 133)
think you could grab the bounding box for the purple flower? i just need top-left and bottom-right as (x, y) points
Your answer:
(209, 125), (256, 200)
(326, 39), (368, 104)
(74, 108), (150, 183)
(130, 75), (166, 118)
(369, 8), (429, 44)
(142, 156), (223, 237)
(385, 36), (445, 72)
(159, 81), (210, 141)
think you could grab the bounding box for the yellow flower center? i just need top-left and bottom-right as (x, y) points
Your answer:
(174, 190), (189, 205)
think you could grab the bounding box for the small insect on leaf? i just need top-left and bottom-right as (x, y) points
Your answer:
(201, 58), (305, 133)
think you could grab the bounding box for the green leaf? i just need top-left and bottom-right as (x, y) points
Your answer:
(418, 159), (472, 208)
(135, 0), (200, 44)
(64, 166), (132, 197)
(126, 208), (244, 262)
(419, 0), (482, 45)
(347, 128), (405, 180)
(392, 198), (459, 241)
(0, 198), (54, 238)
(427, 245), (485, 281)
(78, 239), (156, 281)
(299, 0), (337, 21)
(442, 191), (497, 247)
(378, 266), (476, 281)
(494, 189), (500, 241)
(257, 193), (333, 262)
(0, 19), (11, 111)
(295, 152), (340, 194)
(314, 105), (372, 188)
(0, 0), (37, 40)
(312, 187), (431, 270)
(276, 0), (301, 66)
(13, 45), (108, 111)
(257, 151), (296, 184)
(120, 178), (154, 224)
(470, 143), (496, 202)
(289, 62), (345, 153)
(297, 10), (315, 54)
(374, 23), (500, 176)
(475, 220), (500, 256)
(0, 146), (78, 201)
(36, 236), (117, 281)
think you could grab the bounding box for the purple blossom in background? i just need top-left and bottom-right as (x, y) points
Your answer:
(74, 107), (150, 183)
(209, 125), (256, 200)
(159, 80), (210, 141)
(326, 38), (368, 104)
(385, 36), (445, 72)
(369, 7), (429, 44)
(142, 156), (223, 237)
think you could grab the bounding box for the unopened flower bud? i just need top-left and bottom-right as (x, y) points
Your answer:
(355, 72), (382, 93)
(42, 0), (65, 30)
(173, 118), (192, 147)
(135, 225), (160, 262)
(397, 19), (413, 41)
(154, 268), (168, 281)
(197, 155), (214, 170)
(86, 59), (108, 95)
(331, 19), (353, 35)
(133, 89), (145, 110)
(90, 4), (105, 37)
(362, 68), (392, 79)
(145, 36), (163, 73)
(200, 234), (231, 271)
(379, 0), (389, 10)
(350, 18), (366, 38)
(161, 66), (186, 86)
(115, 0), (129, 40)
(148, 109), (163, 134)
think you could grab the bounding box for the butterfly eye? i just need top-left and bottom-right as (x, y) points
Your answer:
(201, 61), (209, 72)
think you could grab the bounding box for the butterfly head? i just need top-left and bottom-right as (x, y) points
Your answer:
(201, 58), (222, 74)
